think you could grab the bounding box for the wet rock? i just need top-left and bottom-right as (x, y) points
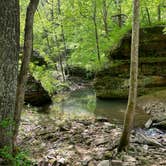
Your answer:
(97, 160), (110, 166)
(25, 75), (52, 106)
(94, 26), (166, 99)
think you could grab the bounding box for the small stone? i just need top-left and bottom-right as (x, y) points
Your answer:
(38, 161), (50, 166)
(95, 137), (108, 145)
(122, 162), (136, 166)
(97, 160), (110, 166)
(88, 160), (97, 166)
(123, 155), (136, 162)
(143, 144), (149, 151)
(58, 158), (65, 164)
(145, 119), (153, 128)
(82, 155), (93, 165)
(103, 151), (113, 159)
(111, 160), (122, 166)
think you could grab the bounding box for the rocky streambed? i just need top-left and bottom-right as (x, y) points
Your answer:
(18, 107), (166, 166)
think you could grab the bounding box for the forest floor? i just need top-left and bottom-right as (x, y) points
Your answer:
(18, 109), (166, 166)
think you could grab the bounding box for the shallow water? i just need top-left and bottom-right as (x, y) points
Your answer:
(50, 88), (149, 127)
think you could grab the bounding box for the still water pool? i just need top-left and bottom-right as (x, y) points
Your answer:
(49, 88), (149, 127)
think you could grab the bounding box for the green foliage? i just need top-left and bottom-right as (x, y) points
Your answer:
(0, 118), (14, 128)
(30, 63), (69, 94)
(0, 147), (31, 166)
(20, 0), (166, 83)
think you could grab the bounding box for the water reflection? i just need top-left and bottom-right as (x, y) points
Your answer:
(50, 88), (149, 126)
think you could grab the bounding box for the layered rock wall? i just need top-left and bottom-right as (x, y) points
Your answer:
(94, 26), (166, 99)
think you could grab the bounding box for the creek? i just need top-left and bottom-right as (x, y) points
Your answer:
(44, 88), (149, 127)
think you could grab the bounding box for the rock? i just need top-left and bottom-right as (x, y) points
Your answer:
(123, 155), (136, 162)
(143, 145), (149, 151)
(103, 151), (113, 159)
(95, 117), (109, 122)
(82, 155), (93, 165)
(75, 146), (88, 154)
(88, 160), (97, 166)
(137, 133), (163, 147)
(95, 137), (108, 146)
(38, 161), (50, 166)
(145, 119), (153, 128)
(153, 120), (166, 129)
(104, 122), (115, 128)
(25, 75), (52, 106)
(122, 162), (136, 166)
(94, 26), (166, 99)
(141, 101), (166, 130)
(97, 160), (110, 166)
(58, 158), (65, 164)
(111, 160), (122, 166)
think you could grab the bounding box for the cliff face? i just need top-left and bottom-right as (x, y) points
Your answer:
(94, 26), (166, 99)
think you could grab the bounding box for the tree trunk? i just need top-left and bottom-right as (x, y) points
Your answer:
(116, 0), (122, 27)
(57, 0), (66, 81)
(145, 7), (151, 25)
(0, 0), (19, 153)
(102, 0), (109, 36)
(13, 0), (39, 148)
(118, 0), (140, 152)
(158, 5), (161, 22)
(92, 0), (101, 64)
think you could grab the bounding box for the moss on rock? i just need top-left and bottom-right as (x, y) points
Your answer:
(94, 26), (166, 99)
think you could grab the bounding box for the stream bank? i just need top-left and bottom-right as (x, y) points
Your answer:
(18, 108), (166, 166)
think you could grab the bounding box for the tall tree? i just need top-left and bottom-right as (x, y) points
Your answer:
(0, 0), (19, 153)
(118, 0), (140, 152)
(13, 0), (39, 147)
(57, 0), (67, 81)
(102, 0), (109, 36)
(92, 0), (101, 64)
(115, 0), (122, 27)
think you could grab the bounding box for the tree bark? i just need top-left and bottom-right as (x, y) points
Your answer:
(102, 0), (109, 36)
(145, 7), (151, 25)
(158, 5), (161, 22)
(13, 0), (39, 148)
(118, 0), (139, 152)
(92, 0), (101, 64)
(0, 0), (19, 153)
(116, 0), (122, 27)
(57, 0), (66, 81)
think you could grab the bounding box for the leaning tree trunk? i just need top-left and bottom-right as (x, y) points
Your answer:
(118, 0), (140, 152)
(0, 0), (19, 153)
(13, 0), (39, 148)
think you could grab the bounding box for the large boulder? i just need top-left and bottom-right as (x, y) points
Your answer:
(25, 75), (52, 106)
(94, 26), (166, 99)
